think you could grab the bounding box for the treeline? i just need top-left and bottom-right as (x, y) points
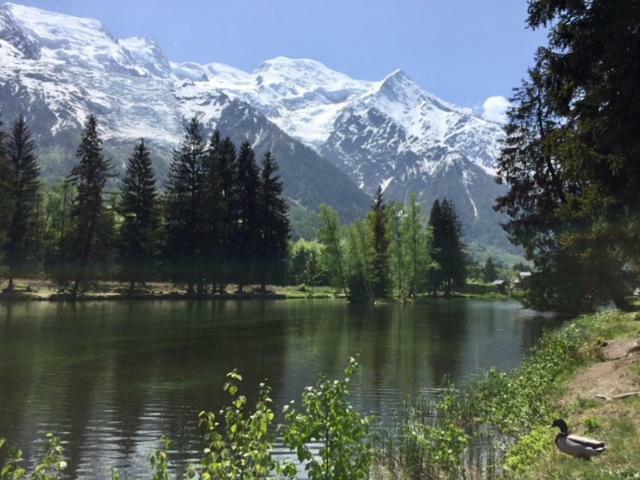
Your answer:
(290, 188), (468, 302)
(0, 114), (290, 297)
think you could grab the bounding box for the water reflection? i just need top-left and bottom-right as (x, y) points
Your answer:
(0, 299), (559, 478)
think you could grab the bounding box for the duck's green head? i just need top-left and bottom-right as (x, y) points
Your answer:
(552, 419), (568, 434)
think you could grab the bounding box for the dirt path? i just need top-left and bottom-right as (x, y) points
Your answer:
(564, 338), (640, 403)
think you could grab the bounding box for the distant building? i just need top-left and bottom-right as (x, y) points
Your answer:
(492, 279), (509, 294)
(513, 271), (532, 291)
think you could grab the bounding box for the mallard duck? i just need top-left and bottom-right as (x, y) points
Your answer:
(552, 419), (606, 459)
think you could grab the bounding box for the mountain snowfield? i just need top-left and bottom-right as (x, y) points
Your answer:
(0, 2), (509, 245)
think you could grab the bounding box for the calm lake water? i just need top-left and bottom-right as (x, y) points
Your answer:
(0, 299), (558, 478)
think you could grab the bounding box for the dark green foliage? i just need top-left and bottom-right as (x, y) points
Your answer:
(118, 140), (159, 294)
(257, 151), (290, 291)
(234, 141), (261, 292)
(0, 116), (11, 267)
(65, 115), (115, 296)
(428, 199), (468, 296)
(482, 257), (498, 283)
(369, 186), (391, 299)
(41, 181), (75, 281)
(2, 116), (40, 290)
(164, 117), (209, 293)
(215, 136), (239, 292)
(496, 0), (640, 312)
(202, 130), (224, 291)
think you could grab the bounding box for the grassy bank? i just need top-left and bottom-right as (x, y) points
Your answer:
(376, 310), (640, 479)
(0, 279), (343, 301)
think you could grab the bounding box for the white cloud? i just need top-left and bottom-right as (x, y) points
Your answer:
(482, 96), (511, 124)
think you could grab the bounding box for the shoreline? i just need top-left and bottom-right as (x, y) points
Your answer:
(0, 280), (514, 304)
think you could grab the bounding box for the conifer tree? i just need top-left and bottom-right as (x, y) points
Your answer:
(216, 136), (239, 292)
(0, 115), (11, 271)
(234, 141), (260, 292)
(67, 115), (114, 297)
(257, 151), (290, 292)
(369, 186), (391, 299)
(118, 139), (159, 295)
(496, 1), (640, 312)
(203, 130), (224, 291)
(482, 257), (498, 283)
(3, 116), (40, 291)
(428, 199), (467, 296)
(164, 117), (208, 294)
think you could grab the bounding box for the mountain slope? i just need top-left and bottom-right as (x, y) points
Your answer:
(0, 2), (510, 245)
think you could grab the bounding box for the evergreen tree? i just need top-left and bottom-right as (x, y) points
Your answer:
(257, 151), (290, 292)
(317, 205), (347, 296)
(234, 141), (261, 292)
(118, 140), (159, 295)
(203, 130), (224, 292)
(482, 257), (498, 283)
(494, 1), (640, 312)
(0, 115), (11, 271)
(428, 199), (467, 296)
(369, 186), (391, 299)
(67, 115), (114, 296)
(2, 117), (40, 291)
(427, 200), (445, 295)
(164, 117), (208, 294)
(216, 136), (239, 292)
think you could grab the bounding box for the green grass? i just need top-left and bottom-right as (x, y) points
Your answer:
(379, 310), (640, 479)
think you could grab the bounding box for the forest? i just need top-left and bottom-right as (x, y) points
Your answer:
(0, 113), (474, 302)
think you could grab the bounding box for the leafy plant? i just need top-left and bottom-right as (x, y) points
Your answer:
(283, 357), (374, 480)
(195, 370), (294, 480)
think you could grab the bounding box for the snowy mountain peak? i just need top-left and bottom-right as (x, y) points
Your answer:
(0, 3), (509, 245)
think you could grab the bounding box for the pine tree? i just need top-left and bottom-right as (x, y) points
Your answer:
(369, 186), (391, 299)
(216, 136), (239, 292)
(494, 1), (640, 312)
(234, 141), (260, 292)
(67, 115), (114, 297)
(118, 140), (159, 295)
(427, 199), (444, 295)
(482, 257), (498, 283)
(203, 130), (224, 292)
(428, 199), (467, 296)
(164, 117), (208, 294)
(0, 114), (11, 272)
(257, 151), (290, 292)
(3, 116), (40, 291)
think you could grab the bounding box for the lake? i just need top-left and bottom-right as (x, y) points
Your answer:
(0, 299), (559, 478)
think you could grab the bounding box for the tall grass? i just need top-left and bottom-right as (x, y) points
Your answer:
(377, 311), (624, 479)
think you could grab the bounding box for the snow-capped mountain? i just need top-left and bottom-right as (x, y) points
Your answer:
(0, 2), (508, 244)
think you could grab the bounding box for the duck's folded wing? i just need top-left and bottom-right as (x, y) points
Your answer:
(567, 434), (606, 449)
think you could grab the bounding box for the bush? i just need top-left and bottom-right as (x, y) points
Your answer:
(283, 357), (374, 480)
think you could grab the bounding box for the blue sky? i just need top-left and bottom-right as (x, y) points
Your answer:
(14, 0), (545, 117)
